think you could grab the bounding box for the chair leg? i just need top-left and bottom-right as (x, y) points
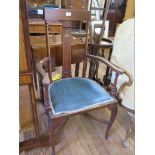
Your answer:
(123, 112), (134, 147)
(48, 119), (56, 155)
(51, 129), (56, 155)
(48, 118), (68, 155)
(105, 104), (118, 139)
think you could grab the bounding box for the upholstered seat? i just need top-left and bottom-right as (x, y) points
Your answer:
(49, 77), (114, 115)
(111, 18), (134, 111)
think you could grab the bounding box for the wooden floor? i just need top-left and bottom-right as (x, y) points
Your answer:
(20, 103), (134, 155)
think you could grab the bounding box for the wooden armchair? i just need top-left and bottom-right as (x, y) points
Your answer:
(36, 8), (131, 155)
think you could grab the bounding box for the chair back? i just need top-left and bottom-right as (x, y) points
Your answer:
(44, 8), (91, 79)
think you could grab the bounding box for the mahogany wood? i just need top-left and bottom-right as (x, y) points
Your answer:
(35, 7), (133, 155)
(61, 0), (89, 10)
(62, 27), (72, 78)
(44, 8), (91, 22)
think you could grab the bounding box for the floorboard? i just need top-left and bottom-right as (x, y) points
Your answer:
(20, 103), (134, 155)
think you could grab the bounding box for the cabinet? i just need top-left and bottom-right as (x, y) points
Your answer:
(19, 0), (41, 152)
(27, 0), (55, 6)
(107, 0), (127, 36)
(61, 0), (89, 10)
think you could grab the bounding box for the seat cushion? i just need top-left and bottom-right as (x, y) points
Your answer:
(49, 77), (115, 115)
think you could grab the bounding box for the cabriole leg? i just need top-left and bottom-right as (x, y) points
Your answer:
(123, 112), (134, 147)
(105, 104), (118, 139)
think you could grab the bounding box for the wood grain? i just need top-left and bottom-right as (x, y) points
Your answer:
(20, 104), (134, 155)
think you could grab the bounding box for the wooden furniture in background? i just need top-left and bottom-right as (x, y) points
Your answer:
(27, 0), (55, 6)
(89, 0), (111, 44)
(20, 0), (50, 152)
(61, 0), (89, 10)
(20, 0), (39, 151)
(110, 18), (135, 148)
(107, 0), (127, 36)
(29, 19), (86, 67)
(29, 19), (62, 34)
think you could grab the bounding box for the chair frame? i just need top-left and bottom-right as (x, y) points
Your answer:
(36, 8), (132, 155)
(117, 73), (135, 147)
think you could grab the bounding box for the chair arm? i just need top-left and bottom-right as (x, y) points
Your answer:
(86, 54), (124, 74)
(36, 57), (53, 115)
(36, 57), (51, 85)
(117, 70), (133, 103)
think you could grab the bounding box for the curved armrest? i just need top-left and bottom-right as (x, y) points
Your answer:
(36, 57), (53, 114)
(85, 54), (133, 99)
(36, 57), (51, 85)
(86, 54), (133, 108)
(86, 54), (124, 74)
(117, 70), (133, 102)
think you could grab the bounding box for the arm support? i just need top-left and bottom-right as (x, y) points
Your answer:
(117, 70), (133, 104)
(86, 54), (133, 99)
(36, 57), (53, 114)
(86, 54), (124, 74)
(36, 57), (51, 85)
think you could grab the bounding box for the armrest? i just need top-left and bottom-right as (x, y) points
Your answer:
(36, 57), (51, 85)
(86, 54), (124, 74)
(86, 54), (132, 97)
(117, 70), (133, 103)
(86, 54), (133, 101)
(36, 57), (53, 115)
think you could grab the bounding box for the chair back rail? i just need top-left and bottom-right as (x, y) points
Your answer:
(44, 8), (91, 22)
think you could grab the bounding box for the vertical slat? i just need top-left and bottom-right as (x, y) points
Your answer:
(75, 63), (80, 77)
(82, 58), (87, 78)
(45, 22), (52, 80)
(62, 23), (72, 78)
(82, 21), (89, 78)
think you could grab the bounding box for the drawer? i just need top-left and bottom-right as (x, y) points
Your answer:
(19, 75), (32, 85)
(68, 0), (88, 5)
(29, 24), (62, 34)
(69, 5), (88, 10)
(48, 25), (62, 33)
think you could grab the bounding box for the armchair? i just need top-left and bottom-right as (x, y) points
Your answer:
(111, 18), (135, 147)
(36, 8), (131, 155)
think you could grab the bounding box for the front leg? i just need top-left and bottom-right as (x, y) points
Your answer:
(123, 112), (134, 147)
(105, 104), (118, 139)
(48, 117), (57, 155)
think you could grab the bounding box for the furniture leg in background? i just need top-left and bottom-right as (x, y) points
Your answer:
(123, 112), (135, 147)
